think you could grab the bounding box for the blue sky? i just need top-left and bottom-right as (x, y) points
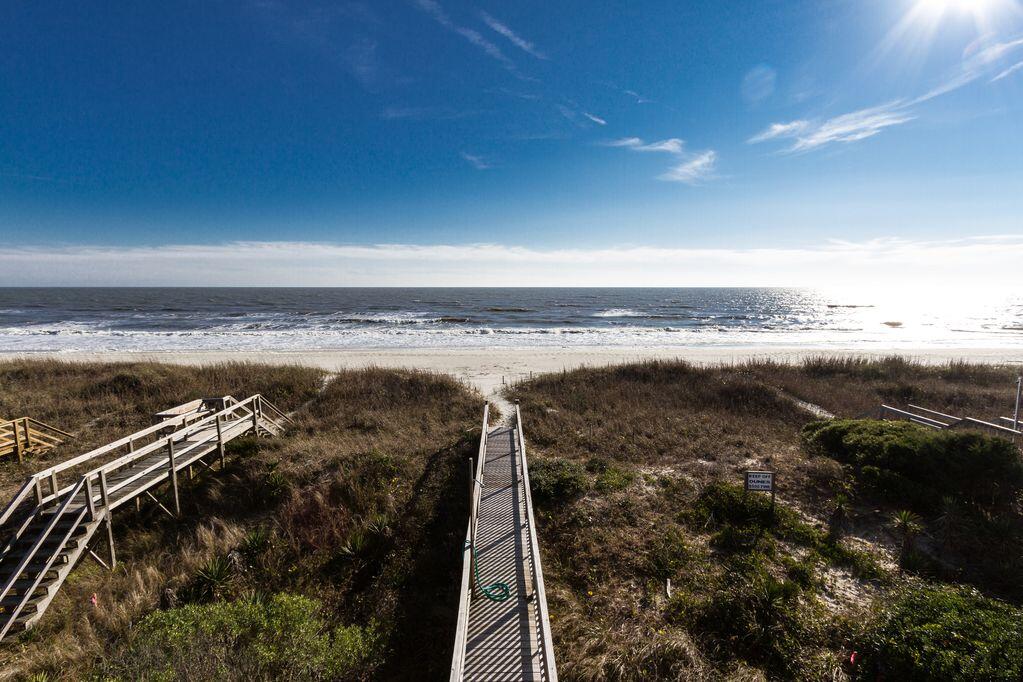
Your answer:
(1, 0), (1022, 285)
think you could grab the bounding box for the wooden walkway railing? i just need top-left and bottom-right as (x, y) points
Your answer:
(450, 404), (557, 681)
(0, 394), (290, 640)
(0, 417), (73, 463)
(877, 404), (1021, 443)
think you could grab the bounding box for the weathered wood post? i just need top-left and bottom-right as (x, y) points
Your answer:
(167, 437), (180, 515)
(99, 470), (116, 569)
(13, 421), (23, 463)
(21, 420), (31, 454)
(84, 476), (96, 521)
(49, 472), (58, 498)
(216, 416), (226, 468)
(251, 398), (259, 435)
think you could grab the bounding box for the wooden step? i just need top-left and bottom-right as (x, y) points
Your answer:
(0, 594), (45, 615)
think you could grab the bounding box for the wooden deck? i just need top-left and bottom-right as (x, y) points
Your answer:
(452, 407), (557, 681)
(0, 394), (290, 640)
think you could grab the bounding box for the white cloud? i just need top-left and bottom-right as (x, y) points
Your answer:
(658, 151), (717, 184)
(750, 103), (914, 152)
(460, 152), (491, 170)
(605, 136), (716, 183)
(605, 137), (685, 154)
(479, 11), (547, 60)
(992, 61), (1023, 82)
(583, 112), (607, 125)
(752, 34), (1023, 153)
(1, 237), (1020, 289)
(747, 121), (809, 143)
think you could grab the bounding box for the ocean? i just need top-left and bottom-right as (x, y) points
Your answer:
(0, 288), (1020, 352)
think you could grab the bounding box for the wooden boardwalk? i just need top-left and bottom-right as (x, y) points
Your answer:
(0, 395), (290, 639)
(451, 406), (557, 681)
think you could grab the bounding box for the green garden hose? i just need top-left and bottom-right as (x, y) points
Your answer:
(465, 542), (512, 602)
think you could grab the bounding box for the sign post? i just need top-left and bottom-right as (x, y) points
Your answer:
(744, 470), (776, 512)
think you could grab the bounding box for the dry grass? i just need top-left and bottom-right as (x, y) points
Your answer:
(0, 362), (484, 681)
(508, 357), (1023, 681)
(743, 356), (1020, 419)
(0, 360), (325, 497)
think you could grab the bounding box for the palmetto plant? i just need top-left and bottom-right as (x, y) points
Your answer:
(891, 509), (923, 569)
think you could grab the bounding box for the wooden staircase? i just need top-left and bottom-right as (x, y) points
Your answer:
(0, 417), (73, 463)
(0, 394), (290, 640)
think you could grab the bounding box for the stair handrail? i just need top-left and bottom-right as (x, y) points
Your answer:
(96, 408), (259, 502)
(450, 403), (489, 681)
(0, 474), (93, 634)
(73, 395), (263, 489)
(0, 394), (289, 638)
(515, 404), (559, 682)
(257, 397), (293, 425)
(20, 418), (75, 441)
(0, 395), (267, 527)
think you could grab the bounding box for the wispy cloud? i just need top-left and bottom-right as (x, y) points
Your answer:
(557, 104), (606, 127)
(747, 121), (809, 143)
(992, 60), (1023, 82)
(460, 152), (492, 170)
(605, 137), (684, 153)
(605, 137), (716, 184)
(752, 34), (1023, 153)
(413, 0), (525, 78)
(658, 151), (717, 184)
(741, 64), (777, 104)
(751, 103), (914, 152)
(479, 11), (547, 60)
(623, 88), (654, 104)
(2, 237), (1019, 288)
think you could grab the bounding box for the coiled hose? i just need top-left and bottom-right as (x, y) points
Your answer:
(465, 542), (511, 602)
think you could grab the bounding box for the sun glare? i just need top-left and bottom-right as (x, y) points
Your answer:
(918, 0), (993, 14)
(912, 0), (1018, 24)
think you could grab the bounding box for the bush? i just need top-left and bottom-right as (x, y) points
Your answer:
(687, 482), (883, 579)
(529, 457), (588, 503)
(671, 552), (835, 679)
(802, 419), (1023, 511)
(100, 593), (381, 681)
(647, 527), (693, 579)
(585, 456), (635, 492)
(855, 583), (1023, 681)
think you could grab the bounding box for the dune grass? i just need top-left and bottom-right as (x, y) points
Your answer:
(509, 357), (1023, 681)
(0, 362), (484, 681)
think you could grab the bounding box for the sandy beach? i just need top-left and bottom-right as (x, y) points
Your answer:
(8, 345), (1021, 404)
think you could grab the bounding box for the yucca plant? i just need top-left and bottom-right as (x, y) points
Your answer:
(891, 510), (923, 570)
(193, 555), (234, 601)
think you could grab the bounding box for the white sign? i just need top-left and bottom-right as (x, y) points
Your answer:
(745, 471), (774, 492)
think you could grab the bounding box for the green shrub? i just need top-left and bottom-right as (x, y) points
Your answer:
(856, 583), (1023, 681)
(101, 593), (381, 681)
(529, 457), (588, 503)
(687, 482), (883, 579)
(671, 552), (833, 679)
(584, 455), (636, 490)
(802, 419), (1023, 511)
(647, 527), (693, 579)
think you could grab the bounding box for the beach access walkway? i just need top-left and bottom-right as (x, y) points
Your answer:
(450, 404), (558, 681)
(0, 394), (290, 640)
